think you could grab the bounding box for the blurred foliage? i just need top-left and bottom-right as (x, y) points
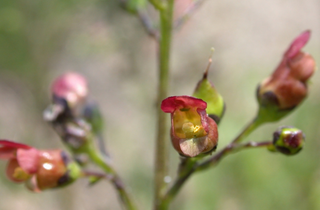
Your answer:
(0, 0), (319, 210)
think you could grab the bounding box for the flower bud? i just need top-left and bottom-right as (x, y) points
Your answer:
(271, 126), (305, 155)
(257, 31), (316, 122)
(161, 96), (218, 157)
(44, 72), (88, 121)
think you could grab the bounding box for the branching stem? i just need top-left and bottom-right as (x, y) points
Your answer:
(159, 141), (272, 209)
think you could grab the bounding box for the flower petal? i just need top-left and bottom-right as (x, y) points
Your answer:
(25, 176), (41, 192)
(284, 30), (311, 59)
(0, 140), (32, 159)
(179, 136), (207, 157)
(0, 147), (17, 159)
(17, 148), (39, 174)
(0, 140), (31, 149)
(161, 96), (207, 113)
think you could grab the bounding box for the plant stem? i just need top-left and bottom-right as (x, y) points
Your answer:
(158, 158), (198, 209)
(197, 141), (272, 171)
(153, 0), (174, 209)
(86, 140), (137, 210)
(231, 117), (265, 144)
(149, 0), (166, 10)
(159, 141), (272, 208)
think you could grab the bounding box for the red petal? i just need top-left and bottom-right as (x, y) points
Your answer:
(17, 148), (39, 174)
(161, 96), (207, 113)
(0, 147), (17, 159)
(284, 30), (311, 59)
(0, 140), (31, 159)
(0, 140), (31, 149)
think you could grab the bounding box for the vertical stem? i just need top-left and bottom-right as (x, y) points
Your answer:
(154, 1), (174, 209)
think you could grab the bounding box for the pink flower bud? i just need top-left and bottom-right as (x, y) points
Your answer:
(51, 72), (88, 109)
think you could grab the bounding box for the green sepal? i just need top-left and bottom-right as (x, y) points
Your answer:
(256, 105), (292, 123)
(83, 101), (104, 136)
(67, 161), (82, 181)
(82, 101), (109, 158)
(56, 161), (82, 188)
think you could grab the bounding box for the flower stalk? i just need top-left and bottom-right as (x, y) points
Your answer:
(158, 141), (273, 209)
(85, 142), (137, 210)
(153, 0), (174, 209)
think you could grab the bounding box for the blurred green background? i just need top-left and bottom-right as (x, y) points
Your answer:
(0, 0), (319, 209)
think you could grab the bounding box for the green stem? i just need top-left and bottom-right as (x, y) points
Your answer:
(86, 141), (137, 210)
(158, 158), (198, 209)
(154, 0), (174, 209)
(197, 141), (272, 171)
(231, 116), (265, 144)
(159, 141), (272, 208)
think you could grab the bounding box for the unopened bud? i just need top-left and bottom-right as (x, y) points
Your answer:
(271, 126), (305, 155)
(51, 72), (88, 111)
(257, 31), (316, 122)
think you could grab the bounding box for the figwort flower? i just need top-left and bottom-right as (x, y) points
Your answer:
(161, 96), (218, 157)
(271, 126), (305, 155)
(0, 140), (81, 192)
(257, 31), (316, 122)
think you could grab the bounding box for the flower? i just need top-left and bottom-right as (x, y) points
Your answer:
(270, 126), (305, 155)
(161, 96), (218, 157)
(257, 31), (316, 118)
(0, 140), (81, 192)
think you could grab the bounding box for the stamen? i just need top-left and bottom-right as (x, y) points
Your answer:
(182, 122), (204, 138)
(182, 122), (195, 134)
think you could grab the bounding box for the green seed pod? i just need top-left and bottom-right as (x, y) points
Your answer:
(193, 49), (225, 124)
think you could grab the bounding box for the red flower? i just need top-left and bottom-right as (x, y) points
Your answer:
(161, 96), (218, 157)
(0, 140), (80, 192)
(258, 30), (316, 110)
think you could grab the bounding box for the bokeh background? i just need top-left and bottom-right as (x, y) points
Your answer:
(0, 0), (320, 209)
